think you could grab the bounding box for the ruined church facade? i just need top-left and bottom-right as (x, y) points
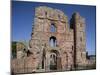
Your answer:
(12, 6), (93, 74)
(29, 6), (87, 72)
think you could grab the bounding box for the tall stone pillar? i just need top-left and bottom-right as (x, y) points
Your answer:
(70, 12), (87, 67)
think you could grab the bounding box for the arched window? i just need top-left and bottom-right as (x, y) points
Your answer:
(50, 23), (56, 32)
(49, 36), (57, 47)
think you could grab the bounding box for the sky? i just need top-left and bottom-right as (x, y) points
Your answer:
(12, 1), (96, 55)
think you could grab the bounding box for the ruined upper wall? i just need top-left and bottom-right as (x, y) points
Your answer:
(35, 6), (68, 23)
(70, 12), (85, 29)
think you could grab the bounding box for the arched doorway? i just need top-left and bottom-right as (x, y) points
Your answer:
(50, 52), (57, 70)
(49, 50), (61, 70)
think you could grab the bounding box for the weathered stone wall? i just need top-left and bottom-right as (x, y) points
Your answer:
(16, 42), (26, 59)
(11, 56), (35, 73)
(29, 6), (74, 71)
(70, 12), (87, 66)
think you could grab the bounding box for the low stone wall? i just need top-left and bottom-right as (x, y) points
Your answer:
(11, 56), (35, 74)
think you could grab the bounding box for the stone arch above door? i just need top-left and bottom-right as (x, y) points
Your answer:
(49, 50), (61, 70)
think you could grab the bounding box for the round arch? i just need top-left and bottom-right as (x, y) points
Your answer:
(49, 50), (61, 70)
(49, 36), (57, 47)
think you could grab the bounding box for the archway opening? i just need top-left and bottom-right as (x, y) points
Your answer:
(50, 50), (57, 70)
(50, 23), (56, 32)
(49, 36), (57, 47)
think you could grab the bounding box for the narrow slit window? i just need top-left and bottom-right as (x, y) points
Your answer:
(80, 37), (82, 42)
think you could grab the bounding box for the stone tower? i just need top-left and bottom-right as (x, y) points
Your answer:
(70, 12), (87, 67)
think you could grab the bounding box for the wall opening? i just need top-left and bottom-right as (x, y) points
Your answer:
(42, 49), (45, 69)
(49, 36), (57, 47)
(50, 23), (56, 32)
(50, 50), (58, 70)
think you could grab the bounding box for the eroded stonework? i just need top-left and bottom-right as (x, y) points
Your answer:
(11, 6), (95, 74)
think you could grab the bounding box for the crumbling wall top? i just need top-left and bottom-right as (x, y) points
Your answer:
(35, 6), (68, 22)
